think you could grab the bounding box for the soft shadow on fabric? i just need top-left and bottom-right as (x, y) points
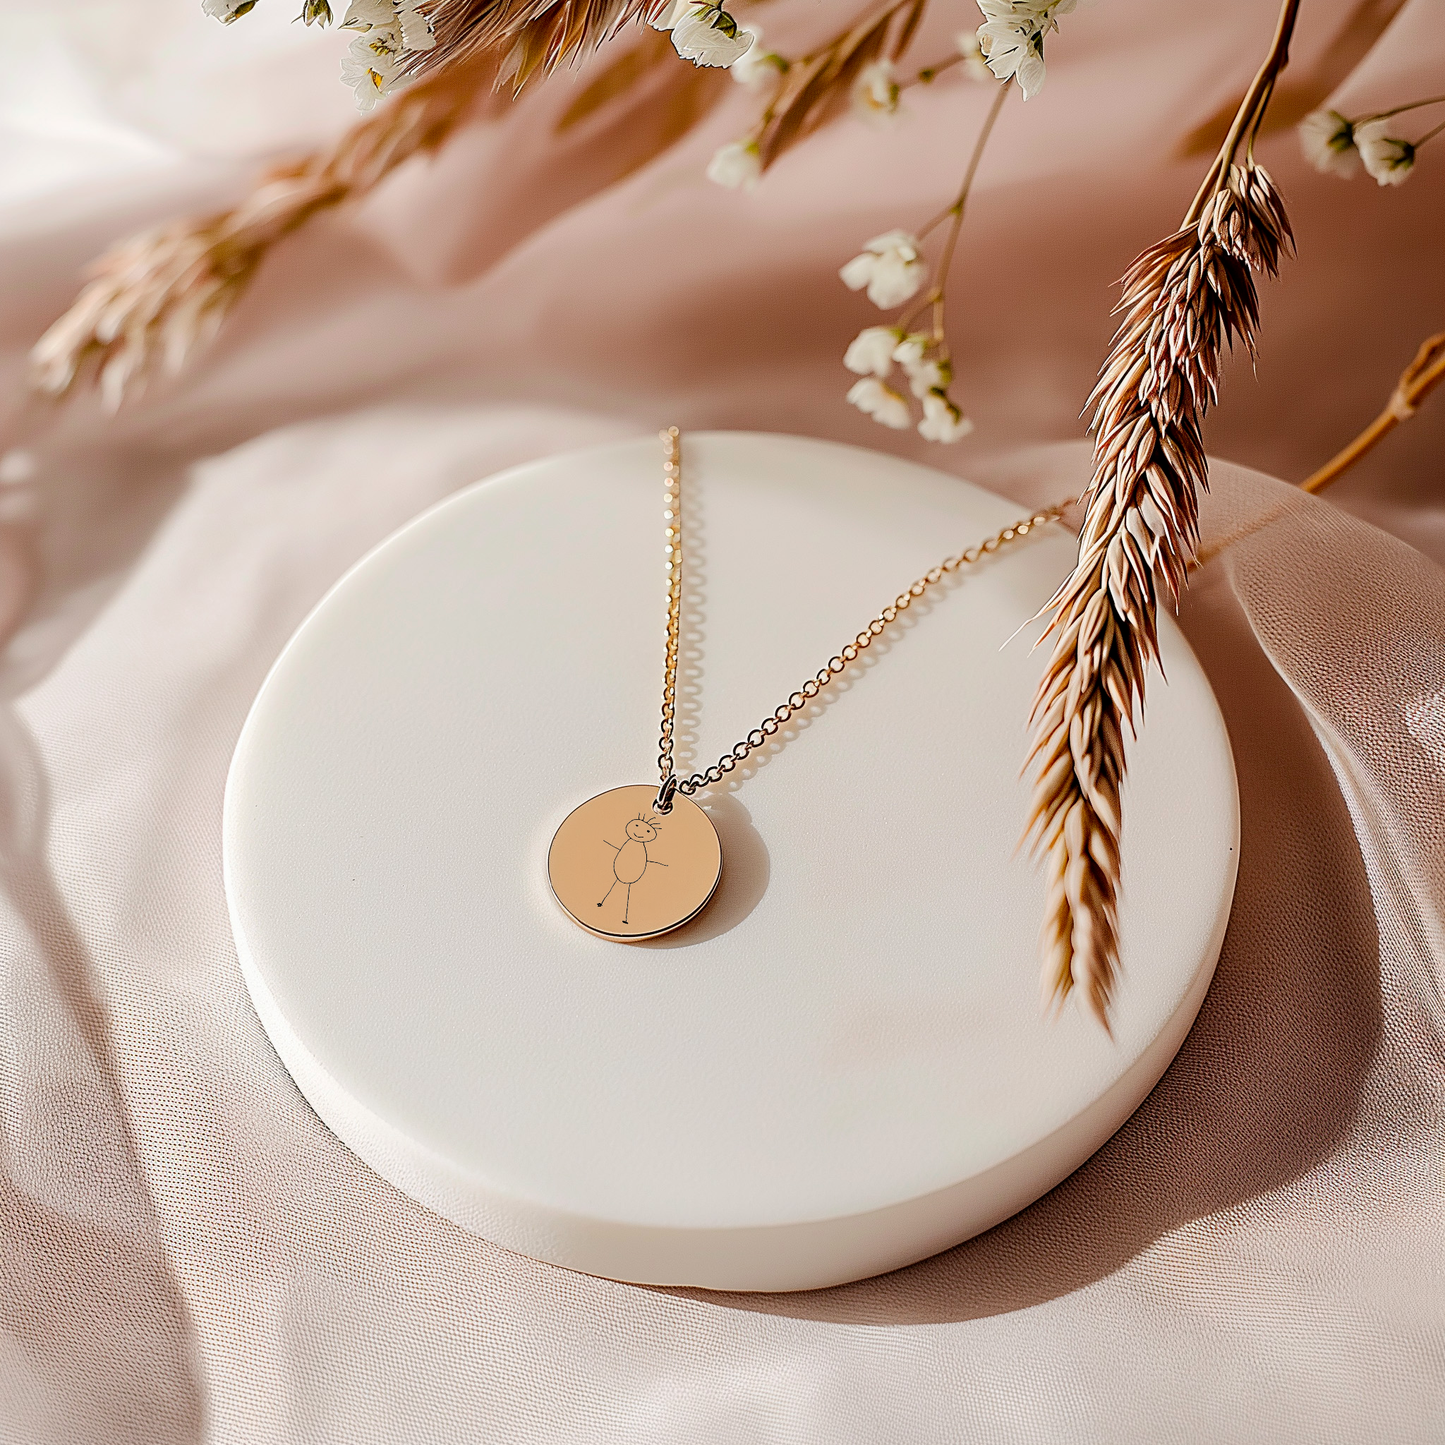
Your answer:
(0, 703), (204, 1441)
(663, 563), (1382, 1325)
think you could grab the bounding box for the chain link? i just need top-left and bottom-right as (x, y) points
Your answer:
(653, 427), (1072, 810)
(655, 427), (684, 805)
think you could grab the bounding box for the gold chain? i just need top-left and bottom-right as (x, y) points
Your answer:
(653, 427), (1071, 811)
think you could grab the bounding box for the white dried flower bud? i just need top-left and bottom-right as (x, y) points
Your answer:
(730, 27), (784, 87)
(845, 326), (904, 378)
(1298, 109), (1360, 179)
(671, 5), (752, 68)
(903, 356), (951, 398)
(975, 0), (1076, 100)
(955, 31), (993, 82)
(649, 0), (694, 29)
(203, 0), (259, 21)
(839, 231), (926, 309)
(847, 377), (913, 430)
(851, 60), (900, 125)
(342, 30), (404, 110)
(917, 390), (973, 443)
(706, 140), (762, 190)
(891, 333), (928, 366)
(1356, 119), (1416, 186)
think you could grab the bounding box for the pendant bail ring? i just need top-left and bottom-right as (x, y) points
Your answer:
(654, 774), (678, 814)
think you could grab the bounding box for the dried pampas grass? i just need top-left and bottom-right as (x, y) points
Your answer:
(31, 55), (500, 411)
(1026, 0), (1299, 1027)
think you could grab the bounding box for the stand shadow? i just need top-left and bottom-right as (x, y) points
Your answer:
(658, 569), (1382, 1324)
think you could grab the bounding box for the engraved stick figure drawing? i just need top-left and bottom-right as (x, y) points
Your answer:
(598, 812), (668, 923)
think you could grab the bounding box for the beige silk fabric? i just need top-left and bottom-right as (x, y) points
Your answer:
(1, 1), (1444, 1439)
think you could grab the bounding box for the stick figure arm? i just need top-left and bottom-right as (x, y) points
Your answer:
(647, 859), (668, 867)
(602, 839), (621, 851)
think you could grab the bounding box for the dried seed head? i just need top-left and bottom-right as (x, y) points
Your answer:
(31, 53), (499, 408)
(1027, 160), (1290, 1025)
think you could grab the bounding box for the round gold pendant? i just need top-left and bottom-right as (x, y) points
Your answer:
(548, 784), (722, 941)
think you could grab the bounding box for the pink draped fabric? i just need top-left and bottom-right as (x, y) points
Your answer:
(1, 1), (1442, 1439)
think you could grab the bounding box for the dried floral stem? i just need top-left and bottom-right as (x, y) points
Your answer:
(1413, 116), (1445, 148)
(747, 0), (926, 169)
(1184, 0), (1300, 224)
(1301, 331), (1445, 493)
(1360, 94), (1445, 124)
(1025, 0), (1298, 1027)
(32, 54), (500, 409)
(912, 52), (965, 86)
(903, 80), (1009, 347)
(1184, 331), (1445, 570)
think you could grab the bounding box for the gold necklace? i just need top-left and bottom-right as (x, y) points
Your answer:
(547, 428), (1068, 942)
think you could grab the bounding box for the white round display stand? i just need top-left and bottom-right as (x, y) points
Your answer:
(224, 432), (1238, 1292)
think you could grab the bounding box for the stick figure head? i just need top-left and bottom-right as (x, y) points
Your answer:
(625, 813), (659, 842)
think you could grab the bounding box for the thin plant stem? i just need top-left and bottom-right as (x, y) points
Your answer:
(1301, 331), (1445, 493)
(1190, 333), (1445, 569)
(1414, 115), (1445, 147)
(1184, 0), (1300, 225)
(1360, 93), (1445, 123)
(912, 52), (964, 85)
(744, 0), (921, 151)
(903, 79), (1009, 339)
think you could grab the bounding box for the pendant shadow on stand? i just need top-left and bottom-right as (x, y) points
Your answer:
(635, 792), (769, 947)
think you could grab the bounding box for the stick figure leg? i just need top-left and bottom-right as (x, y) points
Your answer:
(598, 879), (620, 909)
(623, 883), (633, 924)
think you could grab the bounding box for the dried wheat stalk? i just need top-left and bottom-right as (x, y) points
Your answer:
(1025, 0), (1298, 1027)
(32, 1), (675, 409)
(31, 53), (505, 410)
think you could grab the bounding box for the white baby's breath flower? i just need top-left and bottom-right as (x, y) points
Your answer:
(890, 334), (953, 396)
(342, 30), (403, 110)
(851, 60), (900, 125)
(203, 0), (259, 21)
(847, 377), (912, 430)
(342, 0), (432, 50)
(1298, 109), (1360, 178)
(731, 26), (784, 87)
(845, 326), (903, 378)
(649, 0), (694, 29)
(955, 31), (993, 82)
(903, 356), (951, 398)
(975, 0), (1076, 100)
(891, 333), (927, 366)
(976, 18), (1044, 98)
(706, 139), (762, 189)
(839, 230), (927, 309)
(917, 390), (974, 443)
(671, 5), (752, 67)
(1356, 119), (1416, 186)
